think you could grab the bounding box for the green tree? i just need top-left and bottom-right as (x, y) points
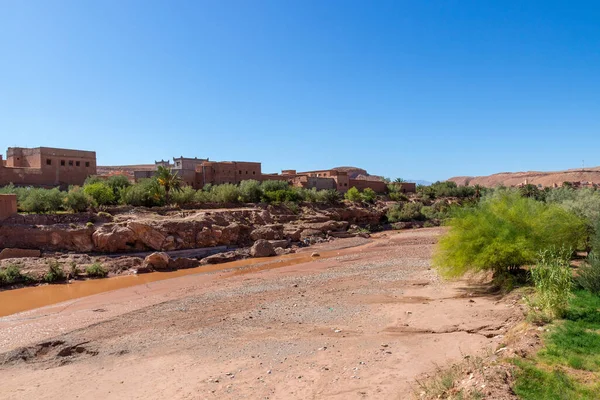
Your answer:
(155, 166), (182, 205)
(344, 187), (362, 202)
(83, 182), (116, 205)
(433, 190), (587, 278)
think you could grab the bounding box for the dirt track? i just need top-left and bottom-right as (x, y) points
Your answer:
(0, 228), (521, 399)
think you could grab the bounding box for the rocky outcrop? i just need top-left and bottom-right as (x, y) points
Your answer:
(92, 225), (136, 253)
(250, 240), (275, 258)
(0, 203), (386, 254)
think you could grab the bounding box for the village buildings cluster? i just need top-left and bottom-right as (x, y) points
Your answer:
(0, 146), (416, 193)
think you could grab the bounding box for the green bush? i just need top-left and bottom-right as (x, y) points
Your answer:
(421, 201), (451, 220)
(433, 191), (587, 278)
(0, 264), (31, 285)
(387, 202), (424, 222)
(83, 182), (115, 205)
(21, 187), (65, 213)
(239, 180), (262, 203)
(105, 175), (131, 201)
(64, 186), (95, 212)
(530, 247), (573, 319)
(577, 253), (600, 295)
(86, 263), (108, 278)
(362, 188), (377, 203)
(345, 187), (362, 202)
(170, 186), (197, 206)
(316, 189), (341, 204)
(44, 261), (65, 283)
(211, 183), (241, 203)
(193, 189), (213, 203)
(260, 180), (289, 192)
(417, 181), (476, 200)
(120, 178), (165, 207)
(389, 191), (408, 201)
(262, 189), (300, 203)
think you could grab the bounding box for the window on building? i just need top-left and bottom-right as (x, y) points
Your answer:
(68, 160), (74, 166)
(246, 171), (248, 174)
(61, 160), (65, 166)
(253, 171), (256, 175)
(239, 170), (242, 175)
(76, 161), (80, 167)
(85, 161), (90, 167)
(46, 159), (52, 166)
(344, 183), (348, 187)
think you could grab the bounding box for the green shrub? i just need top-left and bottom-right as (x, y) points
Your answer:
(211, 183), (241, 203)
(86, 263), (108, 278)
(344, 187), (362, 202)
(64, 186), (95, 212)
(260, 180), (289, 192)
(193, 189), (213, 203)
(21, 187), (65, 213)
(389, 191), (408, 201)
(171, 186), (197, 206)
(0, 264), (31, 285)
(417, 181), (476, 200)
(577, 253), (600, 295)
(239, 180), (262, 203)
(44, 261), (65, 283)
(433, 191), (587, 278)
(262, 189), (300, 203)
(83, 182), (115, 205)
(530, 247), (573, 319)
(120, 178), (165, 207)
(316, 189), (341, 204)
(70, 262), (80, 277)
(362, 188), (377, 203)
(387, 202), (424, 222)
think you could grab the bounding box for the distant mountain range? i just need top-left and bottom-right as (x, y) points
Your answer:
(447, 166), (600, 187)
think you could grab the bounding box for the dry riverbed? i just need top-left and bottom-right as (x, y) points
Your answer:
(0, 227), (523, 399)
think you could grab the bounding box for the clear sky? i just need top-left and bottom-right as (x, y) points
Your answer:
(1, 1), (599, 182)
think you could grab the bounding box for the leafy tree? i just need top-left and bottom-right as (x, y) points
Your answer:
(239, 180), (262, 203)
(362, 188), (377, 203)
(120, 178), (165, 207)
(64, 186), (96, 212)
(433, 191), (587, 278)
(155, 166), (182, 205)
(83, 182), (116, 205)
(344, 187), (362, 202)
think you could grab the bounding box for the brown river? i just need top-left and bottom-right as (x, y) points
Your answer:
(0, 250), (346, 318)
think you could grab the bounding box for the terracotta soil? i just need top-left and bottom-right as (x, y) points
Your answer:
(0, 227), (523, 399)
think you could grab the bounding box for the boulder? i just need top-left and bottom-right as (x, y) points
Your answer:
(127, 221), (166, 250)
(142, 252), (171, 270)
(300, 229), (324, 240)
(93, 224), (136, 252)
(250, 239), (276, 258)
(201, 251), (245, 265)
(0, 248), (41, 260)
(250, 224), (284, 241)
(283, 228), (303, 242)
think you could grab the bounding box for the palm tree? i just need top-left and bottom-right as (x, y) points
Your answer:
(155, 166), (182, 204)
(394, 177), (406, 183)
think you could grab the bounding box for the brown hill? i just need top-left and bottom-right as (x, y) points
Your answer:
(449, 167), (600, 187)
(333, 166), (384, 182)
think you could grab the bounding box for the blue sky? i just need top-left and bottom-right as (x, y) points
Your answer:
(1, 1), (599, 182)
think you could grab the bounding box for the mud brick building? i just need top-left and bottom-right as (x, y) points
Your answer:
(0, 147), (96, 188)
(132, 156), (404, 194)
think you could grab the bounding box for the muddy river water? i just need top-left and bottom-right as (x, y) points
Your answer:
(0, 249), (349, 318)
